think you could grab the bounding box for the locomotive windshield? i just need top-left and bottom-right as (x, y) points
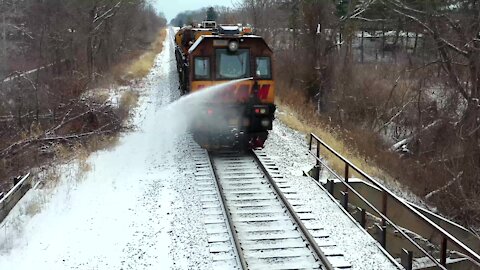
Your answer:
(256, 57), (271, 79)
(216, 49), (250, 80)
(194, 57), (210, 79)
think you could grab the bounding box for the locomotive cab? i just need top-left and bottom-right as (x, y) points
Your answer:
(176, 24), (275, 150)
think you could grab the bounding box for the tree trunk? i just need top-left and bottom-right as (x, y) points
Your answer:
(459, 101), (480, 163)
(413, 32), (418, 55)
(361, 31), (364, 63)
(1, 11), (7, 77)
(86, 5), (96, 80)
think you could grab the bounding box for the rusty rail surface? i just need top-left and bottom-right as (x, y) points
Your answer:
(252, 151), (335, 270)
(209, 151), (335, 270)
(308, 133), (480, 269)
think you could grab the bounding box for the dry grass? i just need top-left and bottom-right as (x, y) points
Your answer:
(275, 52), (480, 228)
(40, 164), (62, 190)
(276, 97), (390, 182)
(54, 29), (163, 175)
(53, 135), (120, 179)
(273, 60), (418, 192)
(125, 51), (158, 79)
(0, 27), (165, 195)
(85, 134), (120, 153)
(0, 27), (168, 227)
(115, 28), (167, 82)
(45, 30), (163, 182)
(91, 90), (111, 104)
(24, 197), (44, 217)
(118, 90), (140, 120)
(120, 90), (140, 111)
(275, 78), (431, 200)
(71, 144), (93, 178)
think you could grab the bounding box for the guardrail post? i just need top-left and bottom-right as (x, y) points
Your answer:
(344, 163), (349, 183)
(360, 208), (366, 228)
(440, 237), (447, 265)
(344, 164), (349, 207)
(374, 224), (387, 248)
(400, 249), (413, 270)
(382, 191), (387, 225)
(309, 134), (313, 151)
(354, 207), (366, 228)
(314, 140), (321, 182)
(341, 191), (348, 210)
(381, 191), (388, 249)
(13, 176), (21, 185)
(307, 133), (480, 268)
(312, 165), (320, 181)
(381, 225), (387, 248)
(326, 179), (334, 195)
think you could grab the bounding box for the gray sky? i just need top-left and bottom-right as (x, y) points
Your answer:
(154, 0), (235, 21)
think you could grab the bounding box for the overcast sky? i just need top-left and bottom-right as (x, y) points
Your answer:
(154, 0), (235, 21)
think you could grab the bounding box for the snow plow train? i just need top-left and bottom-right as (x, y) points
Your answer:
(174, 21), (275, 150)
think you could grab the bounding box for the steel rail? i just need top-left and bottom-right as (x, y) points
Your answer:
(208, 152), (247, 270)
(251, 150), (335, 270)
(309, 133), (480, 268)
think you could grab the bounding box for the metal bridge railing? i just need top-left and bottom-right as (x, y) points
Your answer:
(0, 173), (31, 224)
(308, 133), (480, 270)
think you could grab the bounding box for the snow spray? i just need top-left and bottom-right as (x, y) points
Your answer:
(155, 77), (254, 146)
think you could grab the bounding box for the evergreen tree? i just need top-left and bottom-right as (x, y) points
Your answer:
(206, 7), (218, 21)
(335, 0), (349, 17)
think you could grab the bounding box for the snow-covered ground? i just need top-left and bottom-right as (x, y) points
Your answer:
(0, 28), (214, 270)
(0, 28), (400, 269)
(261, 120), (401, 269)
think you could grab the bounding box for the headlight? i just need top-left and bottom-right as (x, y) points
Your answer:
(261, 119), (271, 127)
(228, 40), (239, 52)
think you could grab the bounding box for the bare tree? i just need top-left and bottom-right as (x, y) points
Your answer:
(378, 1), (480, 147)
(0, 0), (166, 193)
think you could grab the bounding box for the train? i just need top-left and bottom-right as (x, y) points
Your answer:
(174, 21), (275, 150)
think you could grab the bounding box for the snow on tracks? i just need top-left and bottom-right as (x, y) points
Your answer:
(261, 119), (401, 269)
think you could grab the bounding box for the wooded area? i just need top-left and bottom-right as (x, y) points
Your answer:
(182, 0), (480, 231)
(3, 0), (480, 232)
(0, 0), (166, 193)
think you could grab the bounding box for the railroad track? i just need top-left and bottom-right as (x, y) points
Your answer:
(192, 142), (352, 269)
